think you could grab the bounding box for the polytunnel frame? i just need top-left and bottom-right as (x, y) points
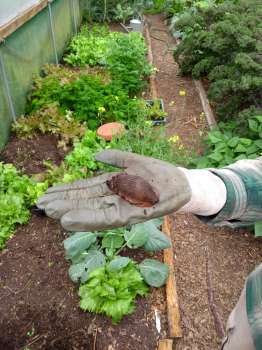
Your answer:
(0, 0), (81, 149)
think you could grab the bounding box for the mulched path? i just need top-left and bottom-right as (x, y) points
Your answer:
(147, 14), (262, 350)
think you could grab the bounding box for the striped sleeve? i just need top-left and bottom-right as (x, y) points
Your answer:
(246, 264), (262, 350)
(197, 157), (262, 228)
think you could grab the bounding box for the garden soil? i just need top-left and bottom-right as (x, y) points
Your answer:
(0, 133), (168, 350)
(0, 14), (261, 350)
(146, 14), (262, 350)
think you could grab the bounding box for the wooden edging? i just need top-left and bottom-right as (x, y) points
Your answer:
(144, 18), (158, 100)
(163, 216), (182, 338)
(158, 338), (173, 350)
(144, 16), (182, 345)
(0, 0), (48, 40)
(193, 80), (217, 130)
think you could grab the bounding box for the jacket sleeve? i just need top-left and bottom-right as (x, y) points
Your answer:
(197, 157), (262, 228)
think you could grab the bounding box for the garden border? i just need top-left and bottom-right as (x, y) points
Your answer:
(144, 17), (182, 348)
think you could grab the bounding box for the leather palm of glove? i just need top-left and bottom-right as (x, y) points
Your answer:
(37, 150), (191, 232)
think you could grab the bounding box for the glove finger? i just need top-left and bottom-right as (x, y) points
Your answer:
(46, 173), (117, 194)
(60, 199), (149, 232)
(37, 181), (113, 209)
(44, 195), (117, 219)
(95, 149), (146, 169)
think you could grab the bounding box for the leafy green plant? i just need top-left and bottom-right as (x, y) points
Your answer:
(110, 111), (193, 166)
(79, 261), (148, 323)
(193, 115), (262, 168)
(146, 99), (167, 120)
(0, 163), (47, 248)
(105, 32), (153, 94)
(63, 218), (170, 322)
(27, 65), (145, 129)
(65, 27), (152, 94)
(64, 25), (110, 66)
(82, 0), (146, 23)
(114, 3), (134, 23)
(41, 130), (108, 185)
(173, 0), (262, 123)
(13, 103), (86, 148)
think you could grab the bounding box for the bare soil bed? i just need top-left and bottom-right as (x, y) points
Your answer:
(147, 14), (262, 350)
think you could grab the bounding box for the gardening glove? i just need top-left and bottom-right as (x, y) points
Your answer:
(37, 149), (192, 232)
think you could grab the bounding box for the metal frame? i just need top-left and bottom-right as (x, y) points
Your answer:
(0, 48), (16, 121)
(47, 0), (58, 64)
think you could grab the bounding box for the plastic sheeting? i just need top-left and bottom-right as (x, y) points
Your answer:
(0, 0), (81, 149)
(0, 0), (41, 27)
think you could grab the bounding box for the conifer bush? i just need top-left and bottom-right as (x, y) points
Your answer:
(173, 0), (262, 124)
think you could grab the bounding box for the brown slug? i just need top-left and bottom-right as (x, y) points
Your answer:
(106, 173), (159, 207)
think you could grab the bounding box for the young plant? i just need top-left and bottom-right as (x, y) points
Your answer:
(193, 115), (262, 168)
(0, 163), (47, 248)
(79, 261), (148, 324)
(13, 103), (86, 148)
(63, 219), (170, 322)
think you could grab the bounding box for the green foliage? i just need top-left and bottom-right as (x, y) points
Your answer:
(108, 256), (131, 271)
(140, 220), (171, 251)
(139, 259), (169, 287)
(173, 0), (262, 123)
(124, 225), (149, 248)
(146, 99), (167, 121)
(193, 115), (262, 168)
(0, 163), (47, 248)
(13, 103), (86, 148)
(64, 27), (152, 94)
(105, 32), (153, 94)
(27, 65), (145, 128)
(110, 112), (193, 167)
(82, 0), (147, 23)
(79, 261), (148, 324)
(42, 130), (108, 185)
(64, 25), (110, 66)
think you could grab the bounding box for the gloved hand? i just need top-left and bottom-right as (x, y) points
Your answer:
(37, 150), (191, 231)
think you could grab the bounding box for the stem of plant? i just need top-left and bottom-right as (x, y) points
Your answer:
(103, 0), (107, 22)
(114, 241), (128, 257)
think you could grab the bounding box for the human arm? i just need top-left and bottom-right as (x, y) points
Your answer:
(37, 150), (262, 231)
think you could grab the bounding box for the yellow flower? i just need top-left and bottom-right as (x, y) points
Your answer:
(178, 144), (184, 150)
(179, 90), (186, 96)
(169, 100), (175, 107)
(168, 135), (180, 143)
(98, 107), (106, 113)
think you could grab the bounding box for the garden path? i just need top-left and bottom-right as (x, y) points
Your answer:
(147, 14), (262, 350)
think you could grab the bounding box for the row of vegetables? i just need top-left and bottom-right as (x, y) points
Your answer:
(0, 24), (189, 323)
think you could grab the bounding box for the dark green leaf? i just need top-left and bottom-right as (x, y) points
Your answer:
(124, 225), (149, 248)
(102, 234), (124, 249)
(139, 259), (169, 287)
(69, 250), (106, 283)
(108, 257), (131, 272)
(64, 232), (97, 261)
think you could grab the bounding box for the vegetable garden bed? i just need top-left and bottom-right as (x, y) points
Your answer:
(1, 4), (261, 349)
(0, 21), (180, 350)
